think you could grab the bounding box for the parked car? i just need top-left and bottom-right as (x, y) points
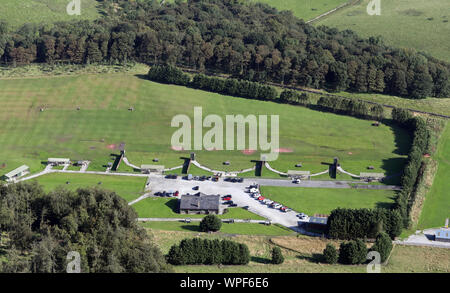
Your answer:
(292, 178), (301, 184)
(229, 203), (238, 207)
(223, 197), (232, 201)
(193, 186), (199, 190)
(224, 201), (234, 205)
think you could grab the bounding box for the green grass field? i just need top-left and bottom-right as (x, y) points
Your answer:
(317, 0), (450, 63)
(0, 0), (100, 29)
(251, 0), (348, 21)
(0, 73), (410, 182)
(31, 172), (147, 202)
(133, 197), (265, 220)
(141, 221), (293, 236)
(418, 123), (450, 229)
(260, 186), (396, 215)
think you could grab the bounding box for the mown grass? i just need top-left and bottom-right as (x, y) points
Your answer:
(0, 0), (100, 30)
(418, 123), (450, 229)
(260, 186), (397, 215)
(140, 221), (293, 236)
(31, 172), (147, 202)
(132, 197), (265, 220)
(0, 73), (409, 181)
(317, 0), (450, 63)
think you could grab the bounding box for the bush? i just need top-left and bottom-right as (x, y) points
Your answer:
(271, 247), (284, 264)
(147, 64), (190, 86)
(370, 232), (393, 263)
(199, 215), (222, 232)
(338, 239), (367, 265)
(322, 243), (338, 264)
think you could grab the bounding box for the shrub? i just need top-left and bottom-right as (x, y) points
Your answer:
(147, 64), (190, 86)
(322, 243), (338, 264)
(199, 215), (222, 232)
(370, 232), (393, 263)
(271, 247), (284, 264)
(338, 239), (367, 265)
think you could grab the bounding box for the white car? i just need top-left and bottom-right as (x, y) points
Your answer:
(273, 204), (282, 209)
(292, 179), (301, 184)
(264, 200), (273, 205)
(249, 188), (258, 193)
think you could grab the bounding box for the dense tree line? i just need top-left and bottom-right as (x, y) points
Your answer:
(166, 238), (250, 265)
(391, 108), (431, 228)
(0, 182), (171, 273)
(317, 95), (384, 120)
(327, 208), (403, 240)
(148, 64), (278, 100)
(0, 0), (449, 99)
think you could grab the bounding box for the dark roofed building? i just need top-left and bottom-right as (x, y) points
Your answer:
(179, 193), (220, 215)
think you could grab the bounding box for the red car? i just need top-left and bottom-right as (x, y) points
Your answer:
(257, 196), (265, 201)
(223, 197), (232, 201)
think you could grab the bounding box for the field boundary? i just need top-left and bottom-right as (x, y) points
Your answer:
(178, 66), (450, 119)
(306, 0), (361, 24)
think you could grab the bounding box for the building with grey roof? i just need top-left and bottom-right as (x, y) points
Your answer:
(179, 193), (220, 215)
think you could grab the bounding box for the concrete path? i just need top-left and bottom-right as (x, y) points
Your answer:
(337, 166), (360, 178)
(264, 162), (288, 176)
(122, 157), (140, 170)
(394, 229), (450, 249)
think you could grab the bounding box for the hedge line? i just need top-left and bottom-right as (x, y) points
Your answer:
(166, 238), (250, 265)
(327, 208), (403, 240)
(147, 65), (384, 119)
(391, 108), (431, 228)
(328, 108), (431, 240)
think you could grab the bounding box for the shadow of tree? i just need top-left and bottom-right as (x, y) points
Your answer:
(296, 253), (324, 264)
(251, 256), (271, 264)
(180, 225), (201, 232)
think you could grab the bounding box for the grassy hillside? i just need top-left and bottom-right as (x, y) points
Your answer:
(317, 0), (450, 62)
(251, 0), (348, 21)
(418, 122), (450, 229)
(0, 73), (410, 181)
(0, 0), (100, 29)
